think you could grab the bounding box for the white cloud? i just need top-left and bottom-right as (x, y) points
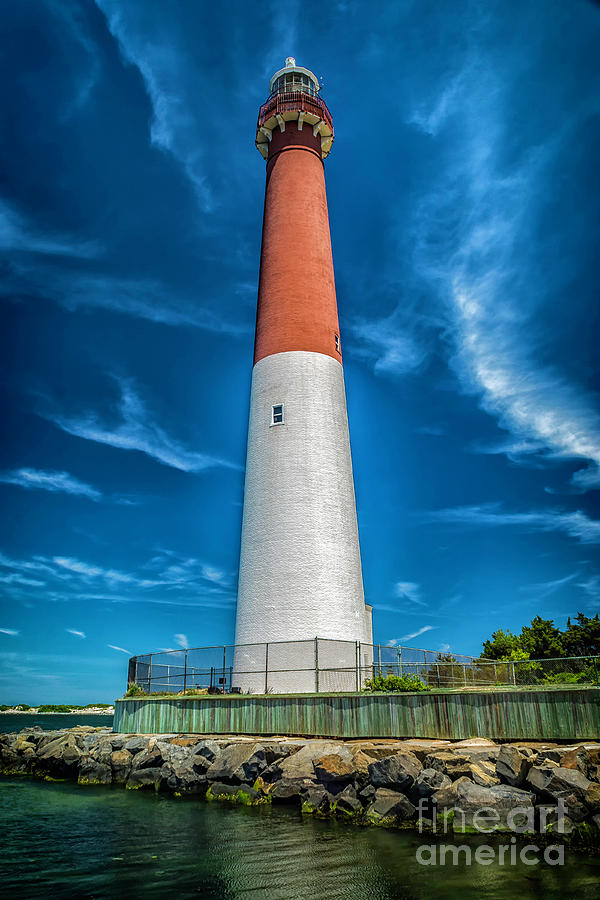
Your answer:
(0, 198), (100, 258)
(0, 468), (101, 501)
(397, 625), (436, 644)
(0, 628), (19, 636)
(94, 2), (213, 211)
(66, 628), (86, 639)
(174, 633), (188, 649)
(518, 572), (579, 600)
(394, 582), (425, 606)
(352, 318), (428, 376)
(107, 644), (131, 654)
(400, 46), (600, 492)
(425, 503), (600, 544)
(43, 377), (240, 474)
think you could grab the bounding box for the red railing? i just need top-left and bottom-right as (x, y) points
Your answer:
(258, 91), (334, 135)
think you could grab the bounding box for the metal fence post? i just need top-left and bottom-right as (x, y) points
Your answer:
(398, 646), (402, 676)
(265, 642), (269, 694)
(147, 655), (152, 694)
(355, 641), (360, 691)
(378, 643), (382, 677)
(314, 637), (319, 693)
(183, 651), (188, 693)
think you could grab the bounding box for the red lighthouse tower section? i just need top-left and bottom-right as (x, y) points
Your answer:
(254, 73), (339, 365)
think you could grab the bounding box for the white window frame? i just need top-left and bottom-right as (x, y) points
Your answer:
(271, 403), (285, 426)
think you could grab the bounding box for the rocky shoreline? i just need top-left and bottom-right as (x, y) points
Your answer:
(2, 728), (600, 846)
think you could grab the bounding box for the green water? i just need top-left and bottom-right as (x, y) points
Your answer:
(1, 779), (599, 899)
(0, 713), (113, 732)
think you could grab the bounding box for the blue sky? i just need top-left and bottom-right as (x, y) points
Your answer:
(1, 0), (599, 703)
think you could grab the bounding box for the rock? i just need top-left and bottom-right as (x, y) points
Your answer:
(451, 738), (498, 748)
(537, 805), (575, 835)
(454, 782), (535, 834)
(358, 784), (376, 804)
(78, 759), (112, 785)
(585, 782), (600, 813)
(424, 752), (474, 779)
(526, 765), (591, 802)
(124, 737), (148, 754)
(365, 789), (416, 826)
(413, 768), (452, 798)
(469, 761), (500, 787)
(188, 739), (221, 763)
(206, 782), (239, 801)
(36, 734), (82, 775)
(313, 749), (355, 786)
(302, 787), (332, 816)
(109, 735), (129, 751)
(111, 749), (133, 783)
(576, 747), (600, 782)
(496, 745), (530, 786)
(335, 785), (363, 817)
(126, 766), (162, 790)
(130, 745), (164, 771)
(206, 742), (266, 785)
(432, 776), (472, 811)
(164, 760), (208, 795)
(268, 778), (315, 803)
(276, 742), (340, 782)
(368, 751), (422, 793)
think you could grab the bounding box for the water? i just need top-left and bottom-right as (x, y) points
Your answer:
(1, 778), (599, 899)
(0, 713), (113, 733)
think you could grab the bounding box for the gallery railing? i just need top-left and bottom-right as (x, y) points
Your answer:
(126, 640), (600, 695)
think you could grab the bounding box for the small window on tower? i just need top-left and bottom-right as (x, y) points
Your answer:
(334, 333), (341, 353)
(271, 404), (284, 425)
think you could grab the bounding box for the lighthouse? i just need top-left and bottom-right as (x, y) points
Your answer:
(234, 59), (372, 691)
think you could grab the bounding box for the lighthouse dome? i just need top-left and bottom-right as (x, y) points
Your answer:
(269, 58), (320, 97)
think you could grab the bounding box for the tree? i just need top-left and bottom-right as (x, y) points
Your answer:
(482, 629), (521, 660)
(562, 613), (600, 657)
(519, 616), (565, 659)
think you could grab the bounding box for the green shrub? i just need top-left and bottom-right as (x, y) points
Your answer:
(125, 682), (147, 698)
(15, 703), (31, 711)
(0, 704), (10, 711)
(362, 674), (430, 693)
(38, 704), (72, 713)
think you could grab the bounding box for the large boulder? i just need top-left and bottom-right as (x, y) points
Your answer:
(365, 789), (416, 826)
(130, 745), (165, 771)
(335, 785), (363, 818)
(469, 762), (500, 787)
(368, 751), (422, 793)
(123, 736), (149, 755)
(111, 749), (133, 783)
(126, 766), (162, 790)
(496, 745), (531, 786)
(36, 734), (82, 776)
(413, 768), (452, 799)
(431, 776), (472, 811)
(78, 759), (112, 786)
(206, 742), (267, 785)
(424, 752), (474, 779)
(301, 787), (333, 817)
(313, 749), (356, 787)
(526, 765), (591, 802)
(454, 781), (535, 834)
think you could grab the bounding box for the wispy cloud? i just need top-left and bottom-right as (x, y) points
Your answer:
(351, 317), (428, 376)
(43, 377), (240, 474)
(95, 1), (213, 210)
(174, 633), (188, 649)
(0, 198), (100, 259)
(390, 625), (436, 645)
(107, 644), (130, 654)
(394, 582), (426, 606)
(424, 503), (600, 544)
(66, 628), (86, 639)
(519, 572), (579, 601)
(0, 468), (101, 501)
(0, 628), (19, 636)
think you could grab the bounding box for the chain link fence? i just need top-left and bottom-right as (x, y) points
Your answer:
(127, 640), (600, 695)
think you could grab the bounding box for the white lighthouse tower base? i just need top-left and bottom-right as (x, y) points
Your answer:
(233, 350), (371, 692)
